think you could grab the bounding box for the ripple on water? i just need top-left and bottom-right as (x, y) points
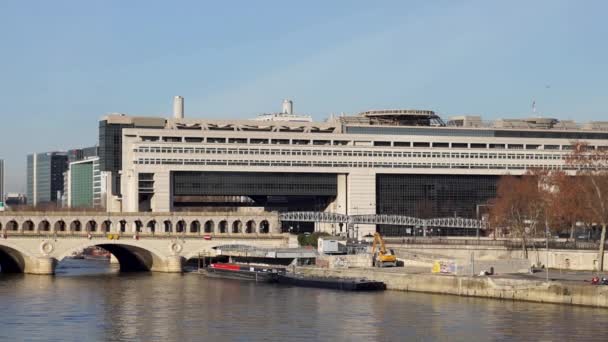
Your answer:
(1, 260), (608, 341)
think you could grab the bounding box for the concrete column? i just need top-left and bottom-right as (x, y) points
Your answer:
(26, 257), (57, 275)
(121, 169), (139, 212)
(151, 171), (172, 212)
(347, 170), (377, 238)
(317, 173), (348, 234)
(164, 256), (183, 273)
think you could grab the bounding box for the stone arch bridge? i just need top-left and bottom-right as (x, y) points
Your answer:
(0, 211), (286, 275)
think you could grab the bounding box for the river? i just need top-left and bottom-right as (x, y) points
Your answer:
(0, 259), (606, 341)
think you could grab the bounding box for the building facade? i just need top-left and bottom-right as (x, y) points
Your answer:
(26, 152), (68, 206)
(99, 99), (608, 236)
(65, 157), (104, 208)
(27, 147), (99, 207)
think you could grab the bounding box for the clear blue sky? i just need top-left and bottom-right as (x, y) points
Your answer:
(0, 0), (606, 193)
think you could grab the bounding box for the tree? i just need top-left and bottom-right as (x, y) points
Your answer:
(567, 142), (608, 271)
(489, 173), (546, 258)
(546, 171), (589, 239)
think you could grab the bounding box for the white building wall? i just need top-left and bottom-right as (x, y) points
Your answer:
(116, 123), (608, 226)
(347, 170), (376, 238)
(151, 170), (172, 212)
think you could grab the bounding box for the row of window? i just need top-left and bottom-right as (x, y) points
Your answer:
(137, 135), (608, 151)
(134, 158), (584, 171)
(133, 146), (567, 161)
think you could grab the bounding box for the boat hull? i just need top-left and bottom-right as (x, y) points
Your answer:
(276, 274), (386, 291)
(200, 264), (285, 283)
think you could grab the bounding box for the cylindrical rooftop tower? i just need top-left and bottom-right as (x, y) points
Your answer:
(282, 99), (293, 115)
(173, 96), (184, 119)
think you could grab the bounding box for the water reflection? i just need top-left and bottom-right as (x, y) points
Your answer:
(1, 261), (607, 341)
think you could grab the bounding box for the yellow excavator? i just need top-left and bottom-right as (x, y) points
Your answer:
(371, 233), (397, 267)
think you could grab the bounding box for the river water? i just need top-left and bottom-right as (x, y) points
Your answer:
(0, 259), (606, 342)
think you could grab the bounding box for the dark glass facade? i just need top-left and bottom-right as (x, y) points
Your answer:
(173, 172), (337, 197)
(99, 121), (132, 173)
(26, 153), (68, 205)
(376, 174), (498, 235)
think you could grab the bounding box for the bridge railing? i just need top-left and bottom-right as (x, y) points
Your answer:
(279, 212), (487, 229)
(385, 237), (605, 250)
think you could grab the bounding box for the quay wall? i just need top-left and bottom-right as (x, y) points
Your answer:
(298, 267), (608, 308)
(390, 244), (608, 271)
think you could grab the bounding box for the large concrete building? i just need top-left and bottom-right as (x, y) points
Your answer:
(99, 98), (608, 236)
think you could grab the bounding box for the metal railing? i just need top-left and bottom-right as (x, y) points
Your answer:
(279, 212), (487, 229)
(385, 237), (605, 250)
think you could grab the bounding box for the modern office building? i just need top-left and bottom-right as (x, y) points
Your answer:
(26, 152), (68, 206)
(99, 97), (608, 236)
(27, 147), (99, 207)
(64, 157), (104, 208)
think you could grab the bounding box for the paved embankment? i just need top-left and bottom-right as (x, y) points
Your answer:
(297, 267), (608, 308)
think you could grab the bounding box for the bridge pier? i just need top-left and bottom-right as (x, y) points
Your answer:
(26, 257), (57, 275)
(163, 256), (183, 273)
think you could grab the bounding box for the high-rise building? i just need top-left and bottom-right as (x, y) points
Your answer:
(27, 147), (100, 207)
(65, 157), (104, 208)
(98, 114), (165, 210)
(26, 152), (68, 206)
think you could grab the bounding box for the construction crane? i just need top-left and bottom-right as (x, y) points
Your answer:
(371, 233), (397, 267)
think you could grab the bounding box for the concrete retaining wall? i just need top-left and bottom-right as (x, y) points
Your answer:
(317, 254), (372, 269)
(391, 245), (607, 271)
(298, 267), (608, 308)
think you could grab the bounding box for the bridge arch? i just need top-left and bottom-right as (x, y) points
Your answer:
(38, 220), (51, 232)
(58, 241), (168, 272)
(23, 220), (35, 232)
(5, 220), (18, 231)
(163, 220), (172, 233)
(70, 220), (82, 232)
(101, 220), (112, 233)
(245, 220), (256, 234)
(259, 220), (270, 234)
(176, 220), (186, 233)
(232, 220), (243, 234)
(54, 220), (66, 232)
(85, 220), (97, 232)
(204, 220), (214, 233)
(218, 220), (228, 234)
(0, 245), (27, 273)
(0, 242), (38, 274)
(145, 220), (156, 234)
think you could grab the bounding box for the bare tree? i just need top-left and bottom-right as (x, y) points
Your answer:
(546, 171), (589, 239)
(489, 174), (545, 258)
(567, 142), (608, 271)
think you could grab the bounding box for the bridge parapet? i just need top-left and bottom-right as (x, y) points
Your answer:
(0, 211), (280, 235)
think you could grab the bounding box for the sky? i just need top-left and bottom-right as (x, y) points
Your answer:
(0, 0), (607, 193)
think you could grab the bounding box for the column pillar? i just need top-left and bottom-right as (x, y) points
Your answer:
(347, 170), (377, 239)
(26, 257), (57, 275)
(164, 256), (183, 273)
(151, 171), (172, 212)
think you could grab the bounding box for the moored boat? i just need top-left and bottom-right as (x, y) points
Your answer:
(201, 263), (286, 282)
(276, 274), (386, 291)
